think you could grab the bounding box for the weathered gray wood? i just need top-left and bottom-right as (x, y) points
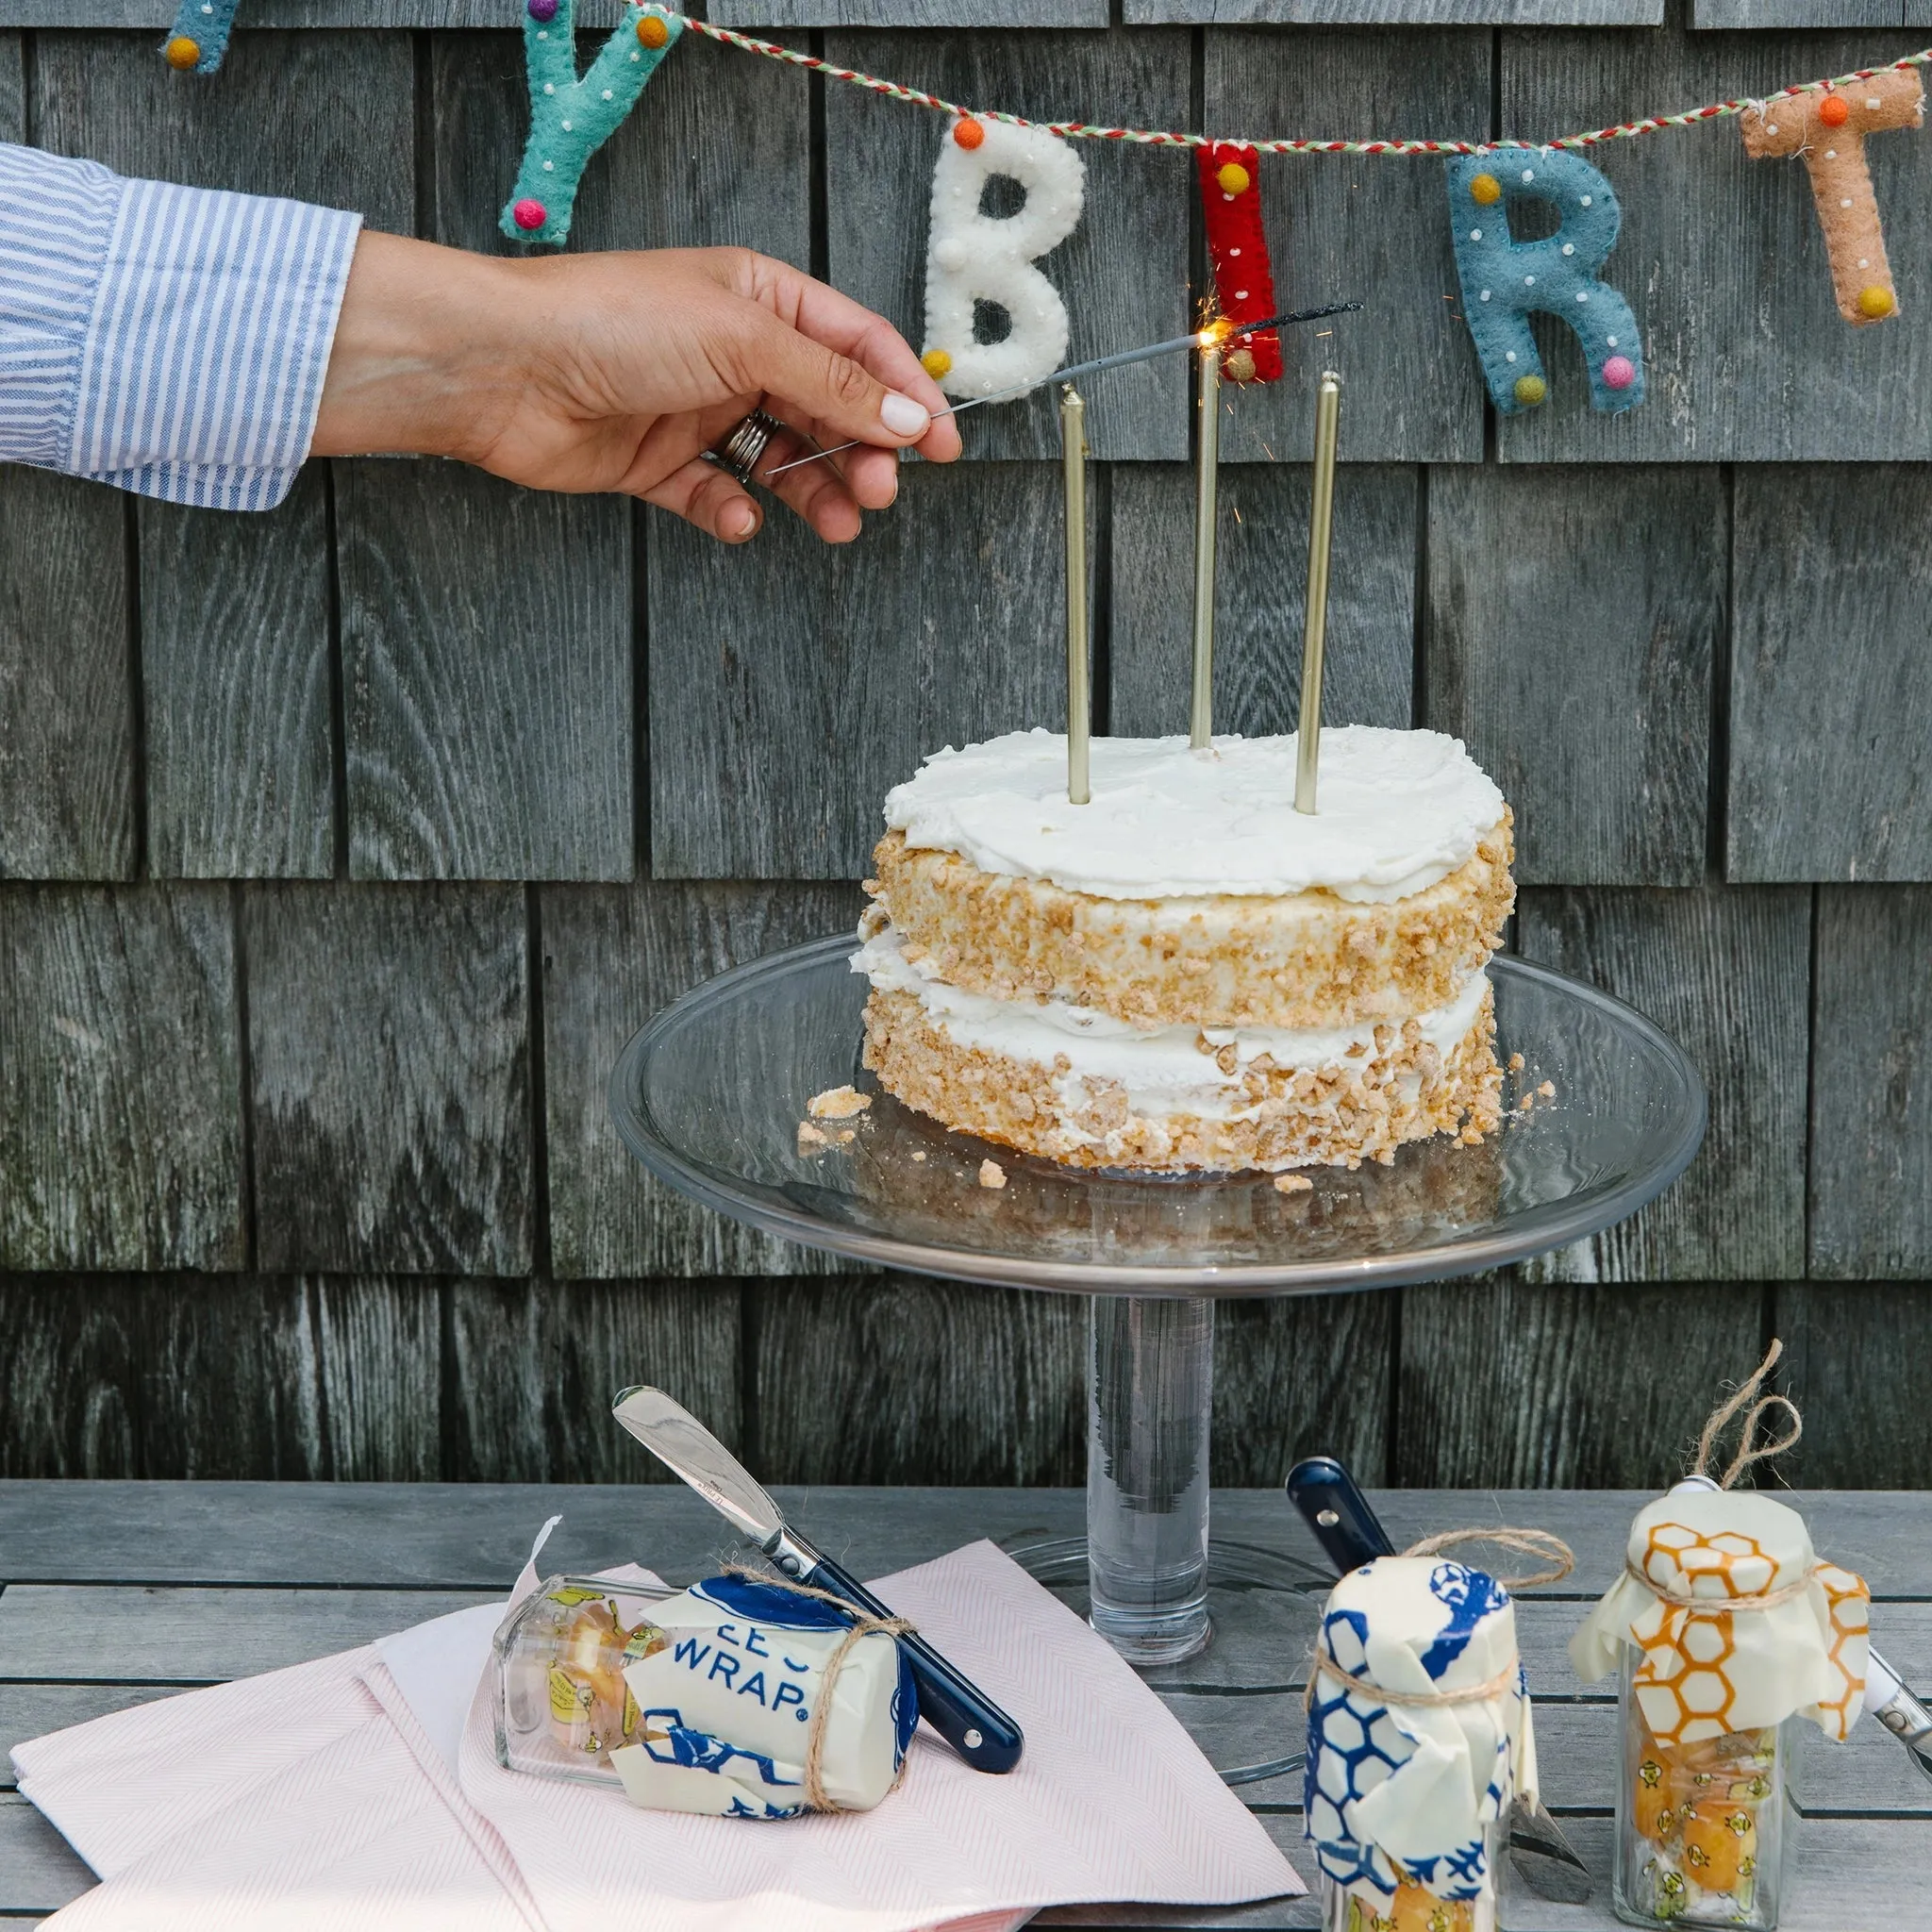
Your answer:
(825, 30), (1191, 461)
(541, 881), (863, 1276)
(1728, 464), (1932, 883)
(1142, 0), (1657, 18)
(243, 884), (532, 1274)
(141, 472), (334, 880)
(444, 1276), (743, 1481)
(333, 462), (631, 882)
(0, 1793), (89, 1920)
(750, 1274), (1087, 1484)
(0, 889), (242, 1272)
(1515, 886), (1809, 1280)
(431, 25), (809, 263)
(0, 32), (22, 139)
(3, 1686), (178, 1790)
(0, 1274), (329, 1478)
(648, 461), (1070, 877)
(1110, 464), (1417, 740)
(1810, 886), (1932, 1278)
(311, 1277), (443, 1480)
(724, 0), (1104, 21)
(1394, 1274), (1769, 1486)
(0, 473), (132, 881)
(1205, 29), (1491, 464)
(1, 0), (625, 20)
(1211, 1292), (1394, 1487)
(31, 30), (412, 235)
(1775, 1282), (1932, 1488)
(1424, 466), (1719, 885)
(1693, 0), (1906, 25)
(1497, 25), (1932, 461)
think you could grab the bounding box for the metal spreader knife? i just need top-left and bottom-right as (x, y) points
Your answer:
(612, 1385), (1024, 1774)
(1285, 1456), (1592, 1906)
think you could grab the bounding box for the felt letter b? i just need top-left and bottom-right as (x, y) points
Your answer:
(1446, 150), (1643, 415)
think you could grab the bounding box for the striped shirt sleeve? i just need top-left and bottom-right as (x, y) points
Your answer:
(0, 142), (361, 512)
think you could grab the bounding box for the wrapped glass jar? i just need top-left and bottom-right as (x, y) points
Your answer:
(1320, 1821), (1502, 1932)
(1614, 1645), (1792, 1929)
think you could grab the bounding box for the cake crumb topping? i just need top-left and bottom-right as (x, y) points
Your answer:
(978, 1158), (1008, 1190)
(1274, 1173), (1314, 1194)
(797, 1122), (829, 1150)
(808, 1085), (871, 1120)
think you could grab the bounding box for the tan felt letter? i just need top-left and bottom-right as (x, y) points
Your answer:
(1740, 71), (1924, 325)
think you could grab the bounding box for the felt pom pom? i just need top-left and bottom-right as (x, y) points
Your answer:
(1513, 374), (1547, 406)
(1216, 161), (1250, 196)
(1819, 92), (1851, 127)
(636, 12), (669, 45)
(1857, 283), (1894, 318)
(1224, 347), (1257, 382)
(529, 0), (558, 17)
(1469, 172), (1502, 205)
(1602, 355), (1636, 390)
(953, 116), (985, 150)
(512, 197), (548, 230)
(921, 348), (953, 379)
(164, 33), (201, 67)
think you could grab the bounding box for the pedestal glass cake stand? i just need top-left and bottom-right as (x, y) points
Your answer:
(609, 935), (1705, 1689)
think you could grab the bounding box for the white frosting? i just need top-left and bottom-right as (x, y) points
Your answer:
(882, 726), (1507, 904)
(855, 925), (1488, 1124)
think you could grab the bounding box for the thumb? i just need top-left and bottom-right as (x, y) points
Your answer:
(728, 306), (932, 449)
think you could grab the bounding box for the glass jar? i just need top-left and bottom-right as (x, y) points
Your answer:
(492, 1574), (680, 1787)
(1613, 1644), (1795, 1928)
(1319, 1824), (1502, 1932)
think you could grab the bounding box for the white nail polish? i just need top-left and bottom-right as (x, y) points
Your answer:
(880, 392), (929, 437)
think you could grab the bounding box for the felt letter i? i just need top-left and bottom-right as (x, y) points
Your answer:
(1740, 73), (1924, 325)
(1446, 149), (1643, 414)
(501, 0), (683, 248)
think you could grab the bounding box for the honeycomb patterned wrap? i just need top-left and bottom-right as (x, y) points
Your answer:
(1304, 1556), (1537, 1926)
(1569, 1489), (1870, 1743)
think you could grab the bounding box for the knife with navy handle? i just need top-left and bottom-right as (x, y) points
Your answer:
(1284, 1456), (1592, 1905)
(612, 1385), (1024, 1774)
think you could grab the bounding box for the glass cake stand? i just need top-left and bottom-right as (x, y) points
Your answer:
(609, 935), (1705, 1678)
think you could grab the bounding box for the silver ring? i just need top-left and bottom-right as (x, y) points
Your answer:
(707, 409), (783, 486)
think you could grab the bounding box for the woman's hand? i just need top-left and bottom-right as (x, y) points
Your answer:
(311, 232), (961, 543)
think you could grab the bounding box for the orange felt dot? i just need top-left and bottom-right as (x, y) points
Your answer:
(953, 116), (985, 150)
(1469, 172), (1503, 205)
(164, 34), (201, 68)
(1819, 93), (1851, 126)
(1857, 284), (1894, 319)
(636, 14), (670, 47)
(1215, 161), (1251, 196)
(921, 348), (953, 380)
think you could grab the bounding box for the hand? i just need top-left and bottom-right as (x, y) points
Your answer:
(311, 232), (962, 543)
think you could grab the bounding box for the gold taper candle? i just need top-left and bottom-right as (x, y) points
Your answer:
(1189, 340), (1222, 750)
(1060, 383), (1091, 806)
(1294, 370), (1343, 815)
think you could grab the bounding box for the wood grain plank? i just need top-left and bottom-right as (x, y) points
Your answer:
(334, 462), (630, 882)
(430, 25), (808, 262)
(724, 0), (1103, 20)
(0, 1794), (90, 1922)
(1210, 1291), (1394, 1488)
(1424, 466), (1718, 885)
(31, 30), (412, 235)
(0, 1274), (325, 1478)
(1693, 0), (1906, 25)
(1775, 1281), (1932, 1488)
(1728, 464), (1932, 883)
(140, 472), (333, 880)
(1810, 885), (1932, 1278)
(1514, 886), (1809, 1280)
(0, 31), (22, 139)
(445, 1275), (742, 1481)
(1394, 1274), (1768, 1487)
(749, 1274), (1086, 1484)
(0, 0), (626, 21)
(1497, 24), (1932, 461)
(1110, 463), (1416, 740)
(0, 473), (132, 881)
(1206, 29), (1491, 464)
(825, 29), (1191, 461)
(1141, 0), (1657, 18)
(313, 1276), (442, 1480)
(243, 883), (532, 1274)
(0, 888), (242, 1271)
(648, 461), (1071, 877)
(541, 880), (863, 1276)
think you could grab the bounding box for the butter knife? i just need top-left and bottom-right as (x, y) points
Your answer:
(1284, 1457), (1592, 1905)
(612, 1385), (1024, 1774)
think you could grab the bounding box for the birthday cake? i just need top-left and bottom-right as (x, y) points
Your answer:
(854, 726), (1512, 1174)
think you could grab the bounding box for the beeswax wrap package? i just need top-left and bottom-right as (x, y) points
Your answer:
(1570, 1490), (1869, 1741)
(1304, 1557), (1535, 1905)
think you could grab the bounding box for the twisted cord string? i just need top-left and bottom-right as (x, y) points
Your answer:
(1691, 1338), (1804, 1491)
(1400, 1525), (1575, 1591)
(719, 1559), (912, 1812)
(1623, 1558), (1820, 1614)
(1307, 1651), (1523, 1712)
(644, 8), (1932, 158)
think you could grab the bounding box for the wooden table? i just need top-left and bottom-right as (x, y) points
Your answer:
(2, 1483), (1923, 1928)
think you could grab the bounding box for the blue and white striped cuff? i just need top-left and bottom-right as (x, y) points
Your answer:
(0, 142), (362, 512)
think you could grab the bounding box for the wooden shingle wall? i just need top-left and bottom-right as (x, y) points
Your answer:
(3, 0), (1930, 1491)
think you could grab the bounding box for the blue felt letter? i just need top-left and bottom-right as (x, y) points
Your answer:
(1445, 150), (1643, 415)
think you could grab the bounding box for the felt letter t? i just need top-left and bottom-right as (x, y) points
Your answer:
(1446, 149), (1643, 415)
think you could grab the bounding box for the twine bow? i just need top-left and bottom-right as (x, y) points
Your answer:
(720, 1560), (912, 1812)
(1690, 1338), (1803, 1491)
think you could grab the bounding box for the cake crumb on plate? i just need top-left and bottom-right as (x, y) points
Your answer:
(1274, 1173), (1314, 1194)
(808, 1085), (871, 1120)
(1539, 1080), (1556, 1099)
(1507, 1052), (1525, 1074)
(911, 1150), (927, 1162)
(796, 1122), (829, 1151)
(978, 1158), (1007, 1190)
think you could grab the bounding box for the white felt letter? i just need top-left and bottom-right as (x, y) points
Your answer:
(922, 120), (1085, 400)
